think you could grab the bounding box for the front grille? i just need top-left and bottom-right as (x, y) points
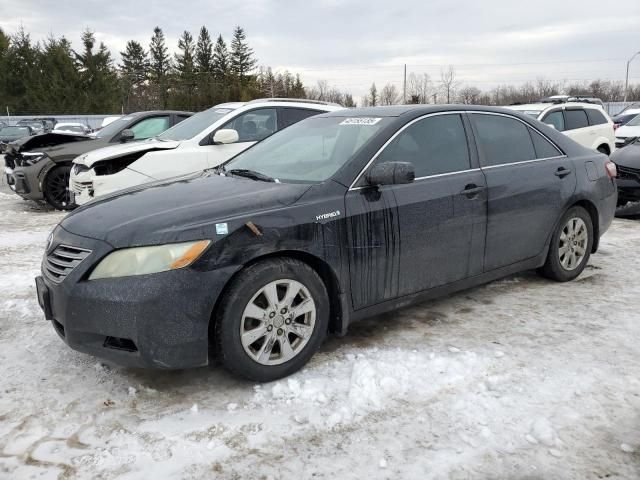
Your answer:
(617, 165), (640, 182)
(70, 178), (93, 195)
(43, 244), (92, 282)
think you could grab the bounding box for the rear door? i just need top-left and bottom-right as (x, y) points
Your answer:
(278, 107), (324, 130)
(469, 112), (577, 271)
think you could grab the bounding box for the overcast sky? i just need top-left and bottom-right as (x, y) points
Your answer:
(2, 0), (640, 98)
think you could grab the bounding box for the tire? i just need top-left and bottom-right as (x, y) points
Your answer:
(215, 258), (329, 382)
(539, 206), (593, 282)
(43, 165), (74, 210)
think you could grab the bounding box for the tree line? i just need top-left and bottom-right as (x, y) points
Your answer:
(1, 25), (638, 115)
(362, 66), (640, 107)
(0, 25), (328, 115)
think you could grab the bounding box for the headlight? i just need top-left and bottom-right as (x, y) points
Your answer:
(89, 240), (211, 280)
(22, 153), (48, 166)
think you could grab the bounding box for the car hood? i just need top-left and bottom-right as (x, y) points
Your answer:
(74, 139), (181, 167)
(611, 143), (640, 169)
(615, 125), (640, 138)
(8, 132), (93, 154)
(60, 173), (312, 248)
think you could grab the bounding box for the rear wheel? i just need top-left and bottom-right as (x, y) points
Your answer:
(43, 165), (73, 210)
(215, 258), (329, 381)
(539, 206), (593, 282)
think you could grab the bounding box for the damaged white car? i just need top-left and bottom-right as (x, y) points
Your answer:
(70, 99), (343, 205)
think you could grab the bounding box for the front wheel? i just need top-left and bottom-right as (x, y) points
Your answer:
(43, 165), (74, 210)
(215, 258), (329, 381)
(538, 206), (593, 282)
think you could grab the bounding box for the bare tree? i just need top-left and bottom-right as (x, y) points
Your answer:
(440, 65), (457, 104)
(380, 83), (400, 105)
(457, 85), (482, 104)
(369, 82), (378, 106)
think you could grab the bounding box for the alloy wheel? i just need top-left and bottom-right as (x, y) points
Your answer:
(558, 217), (588, 271)
(240, 279), (316, 366)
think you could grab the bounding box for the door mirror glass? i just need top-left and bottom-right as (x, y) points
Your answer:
(120, 129), (135, 142)
(366, 161), (415, 186)
(212, 129), (239, 145)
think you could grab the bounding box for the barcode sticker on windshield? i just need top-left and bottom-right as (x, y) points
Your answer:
(340, 118), (382, 126)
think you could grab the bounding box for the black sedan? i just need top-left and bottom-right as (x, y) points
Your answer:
(0, 125), (34, 152)
(611, 140), (640, 216)
(36, 105), (618, 381)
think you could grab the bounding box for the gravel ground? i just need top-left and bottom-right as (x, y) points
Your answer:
(0, 178), (639, 480)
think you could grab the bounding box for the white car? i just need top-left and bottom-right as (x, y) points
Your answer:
(614, 114), (640, 148)
(52, 122), (92, 135)
(506, 102), (615, 154)
(70, 99), (343, 205)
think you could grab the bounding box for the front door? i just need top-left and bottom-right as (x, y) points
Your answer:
(345, 112), (486, 309)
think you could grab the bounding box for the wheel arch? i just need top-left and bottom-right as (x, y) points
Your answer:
(570, 199), (600, 253)
(208, 250), (345, 354)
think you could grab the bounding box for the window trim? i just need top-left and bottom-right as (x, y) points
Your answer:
(349, 111), (472, 190)
(468, 111), (566, 169)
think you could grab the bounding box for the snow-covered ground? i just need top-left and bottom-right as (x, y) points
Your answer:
(0, 182), (639, 480)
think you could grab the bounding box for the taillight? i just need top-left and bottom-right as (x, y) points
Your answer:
(605, 161), (617, 179)
(613, 123), (620, 130)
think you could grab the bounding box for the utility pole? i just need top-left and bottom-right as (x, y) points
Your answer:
(624, 51), (640, 102)
(402, 64), (407, 104)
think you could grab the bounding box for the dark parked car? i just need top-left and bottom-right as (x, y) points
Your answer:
(5, 111), (192, 210)
(611, 140), (640, 216)
(36, 105), (617, 381)
(16, 119), (47, 134)
(0, 125), (35, 152)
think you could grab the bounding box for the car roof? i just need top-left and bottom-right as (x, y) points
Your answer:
(128, 110), (194, 117)
(212, 99), (343, 111)
(320, 104), (544, 118)
(508, 102), (605, 111)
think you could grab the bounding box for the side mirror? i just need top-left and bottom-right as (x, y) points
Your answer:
(120, 129), (135, 142)
(366, 161), (415, 186)
(212, 129), (239, 145)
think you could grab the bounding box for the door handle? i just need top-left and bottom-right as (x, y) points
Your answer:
(554, 167), (572, 178)
(460, 184), (486, 198)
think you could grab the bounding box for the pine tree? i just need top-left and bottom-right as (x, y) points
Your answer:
(212, 34), (228, 82)
(74, 30), (119, 112)
(5, 27), (40, 113)
(229, 26), (256, 84)
(34, 36), (82, 113)
(119, 40), (149, 111)
(369, 83), (378, 106)
(149, 26), (171, 108)
(173, 30), (196, 110)
(195, 26), (213, 73)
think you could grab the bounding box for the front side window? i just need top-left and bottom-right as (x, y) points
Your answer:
(375, 114), (470, 177)
(564, 110), (589, 130)
(223, 116), (389, 183)
(541, 111), (565, 131)
(129, 116), (171, 140)
(470, 114), (536, 167)
(222, 108), (278, 142)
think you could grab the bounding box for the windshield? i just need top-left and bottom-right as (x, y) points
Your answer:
(56, 125), (85, 133)
(0, 126), (30, 135)
(158, 107), (235, 141)
(625, 114), (640, 127)
(94, 115), (136, 139)
(224, 116), (389, 183)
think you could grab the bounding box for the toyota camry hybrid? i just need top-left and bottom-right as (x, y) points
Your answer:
(36, 105), (617, 381)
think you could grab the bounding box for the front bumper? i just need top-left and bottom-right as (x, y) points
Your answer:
(616, 165), (640, 203)
(9, 162), (48, 201)
(37, 226), (235, 369)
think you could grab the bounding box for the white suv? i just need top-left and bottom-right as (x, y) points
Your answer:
(507, 102), (615, 154)
(70, 99), (343, 205)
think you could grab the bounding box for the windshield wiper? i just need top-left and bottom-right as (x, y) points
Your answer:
(225, 168), (275, 182)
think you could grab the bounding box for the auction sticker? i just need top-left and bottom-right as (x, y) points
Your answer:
(340, 118), (382, 125)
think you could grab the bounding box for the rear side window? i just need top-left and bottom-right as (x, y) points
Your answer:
(280, 108), (321, 129)
(376, 113), (470, 177)
(529, 128), (562, 159)
(564, 110), (589, 130)
(541, 111), (565, 131)
(585, 109), (608, 126)
(470, 114), (536, 167)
